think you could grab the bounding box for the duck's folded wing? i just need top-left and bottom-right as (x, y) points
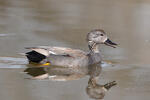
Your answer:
(25, 46), (86, 57)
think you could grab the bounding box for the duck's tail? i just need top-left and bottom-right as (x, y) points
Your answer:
(23, 47), (50, 63)
(25, 50), (47, 63)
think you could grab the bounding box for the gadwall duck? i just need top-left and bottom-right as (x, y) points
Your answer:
(25, 29), (117, 67)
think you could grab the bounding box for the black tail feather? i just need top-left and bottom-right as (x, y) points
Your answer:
(26, 51), (46, 63)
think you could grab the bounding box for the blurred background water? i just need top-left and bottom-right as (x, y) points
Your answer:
(0, 0), (150, 100)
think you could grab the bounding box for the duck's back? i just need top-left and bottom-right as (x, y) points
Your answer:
(47, 46), (87, 58)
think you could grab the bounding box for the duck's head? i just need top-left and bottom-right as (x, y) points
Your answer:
(87, 29), (117, 50)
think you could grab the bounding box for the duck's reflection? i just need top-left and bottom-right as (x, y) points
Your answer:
(86, 77), (116, 100)
(24, 64), (89, 80)
(23, 63), (116, 99)
(86, 64), (117, 100)
(24, 67), (49, 79)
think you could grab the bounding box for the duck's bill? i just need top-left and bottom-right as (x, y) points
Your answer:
(104, 39), (117, 48)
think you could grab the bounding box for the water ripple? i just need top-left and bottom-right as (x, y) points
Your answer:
(0, 56), (27, 68)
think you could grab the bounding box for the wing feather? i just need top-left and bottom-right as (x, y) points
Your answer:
(25, 46), (86, 57)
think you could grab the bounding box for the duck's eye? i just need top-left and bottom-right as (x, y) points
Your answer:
(100, 34), (104, 36)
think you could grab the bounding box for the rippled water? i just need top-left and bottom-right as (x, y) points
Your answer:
(0, 0), (150, 100)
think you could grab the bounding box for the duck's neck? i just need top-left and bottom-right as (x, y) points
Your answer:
(88, 41), (100, 53)
(88, 41), (102, 64)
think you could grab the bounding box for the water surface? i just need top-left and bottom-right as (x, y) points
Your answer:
(0, 0), (150, 100)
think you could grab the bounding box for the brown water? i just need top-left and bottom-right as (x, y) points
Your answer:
(0, 0), (150, 100)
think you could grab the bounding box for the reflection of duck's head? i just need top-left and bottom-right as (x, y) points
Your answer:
(86, 78), (117, 100)
(87, 29), (117, 51)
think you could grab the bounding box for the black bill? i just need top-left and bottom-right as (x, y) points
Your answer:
(104, 38), (117, 48)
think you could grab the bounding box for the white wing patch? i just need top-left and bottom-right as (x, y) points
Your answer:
(49, 51), (56, 55)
